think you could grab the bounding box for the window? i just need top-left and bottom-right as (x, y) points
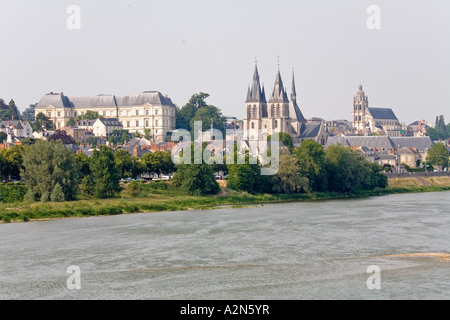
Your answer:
(57, 111), (61, 117)
(146, 110), (149, 116)
(47, 112), (51, 117)
(145, 120), (149, 127)
(74, 111), (77, 117)
(127, 121), (130, 128)
(274, 120), (278, 128)
(251, 122), (254, 129)
(136, 120), (139, 127)
(155, 110), (159, 115)
(103, 111), (106, 116)
(155, 120), (159, 126)
(136, 110), (139, 116)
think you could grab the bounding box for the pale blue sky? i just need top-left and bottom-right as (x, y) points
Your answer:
(0, 0), (449, 125)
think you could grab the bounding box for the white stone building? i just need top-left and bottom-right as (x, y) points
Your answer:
(35, 91), (176, 143)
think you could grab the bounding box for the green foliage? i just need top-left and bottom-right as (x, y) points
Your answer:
(176, 93), (226, 133)
(268, 132), (294, 153)
(0, 131), (6, 143)
(114, 149), (143, 179)
(21, 140), (81, 201)
(74, 152), (91, 178)
(87, 145), (121, 198)
(0, 183), (27, 203)
(76, 110), (101, 121)
(0, 99), (20, 121)
(50, 183), (65, 202)
(33, 112), (55, 131)
(171, 142), (219, 195)
(66, 117), (76, 126)
(325, 144), (386, 193)
(0, 144), (25, 181)
(107, 130), (130, 145)
(141, 150), (174, 177)
(22, 104), (37, 122)
(428, 115), (450, 140)
(270, 154), (309, 193)
(293, 139), (327, 192)
(427, 143), (450, 168)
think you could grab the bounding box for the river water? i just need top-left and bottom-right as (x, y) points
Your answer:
(0, 191), (449, 300)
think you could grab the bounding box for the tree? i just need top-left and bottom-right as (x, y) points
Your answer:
(171, 142), (220, 195)
(20, 137), (37, 145)
(427, 143), (450, 169)
(74, 152), (91, 178)
(0, 132), (6, 143)
(87, 145), (121, 198)
(22, 104), (37, 121)
(50, 183), (65, 202)
(176, 93), (225, 133)
(33, 112), (55, 131)
(76, 110), (102, 121)
(66, 117), (76, 127)
(48, 129), (76, 145)
(141, 150), (174, 177)
(271, 154), (309, 193)
(21, 140), (81, 201)
(0, 99), (20, 120)
(226, 144), (261, 193)
(268, 132), (294, 154)
(293, 139), (327, 192)
(0, 144), (25, 181)
(143, 128), (152, 140)
(114, 149), (143, 179)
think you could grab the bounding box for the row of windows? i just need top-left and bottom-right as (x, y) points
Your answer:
(122, 119), (174, 128)
(247, 105), (288, 118)
(47, 108), (175, 118)
(249, 120), (290, 129)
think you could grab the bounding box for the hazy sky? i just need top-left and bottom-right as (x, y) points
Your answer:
(1, 0), (449, 125)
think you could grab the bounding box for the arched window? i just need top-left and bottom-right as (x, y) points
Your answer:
(251, 122), (254, 129)
(271, 105), (275, 117)
(252, 105), (257, 118)
(274, 120), (278, 128)
(276, 105), (280, 117)
(247, 106), (252, 119)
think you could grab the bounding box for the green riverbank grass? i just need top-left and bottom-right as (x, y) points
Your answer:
(1, 177), (450, 223)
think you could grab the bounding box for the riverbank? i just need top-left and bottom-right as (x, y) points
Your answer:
(1, 176), (450, 223)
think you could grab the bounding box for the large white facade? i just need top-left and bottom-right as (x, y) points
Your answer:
(35, 91), (176, 143)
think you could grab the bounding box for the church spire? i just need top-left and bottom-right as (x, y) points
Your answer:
(269, 69), (289, 103)
(291, 68), (297, 101)
(246, 62), (266, 103)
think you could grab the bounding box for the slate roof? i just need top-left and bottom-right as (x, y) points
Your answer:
(36, 91), (174, 109)
(299, 123), (322, 138)
(368, 107), (398, 120)
(390, 136), (434, 152)
(325, 135), (435, 152)
(246, 65), (266, 103)
(269, 70), (289, 104)
(98, 118), (122, 126)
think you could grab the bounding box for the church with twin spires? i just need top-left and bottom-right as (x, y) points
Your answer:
(243, 63), (328, 149)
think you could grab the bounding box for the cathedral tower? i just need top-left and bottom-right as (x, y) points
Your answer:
(352, 84), (369, 132)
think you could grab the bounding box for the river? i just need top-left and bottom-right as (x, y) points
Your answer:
(0, 191), (449, 299)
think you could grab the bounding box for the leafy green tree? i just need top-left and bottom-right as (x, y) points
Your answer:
(85, 136), (98, 146)
(87, 146), (121, 198)
(171, 142), (220, 195)
(0, 99), (20, 120)
(427, 143), (450, 169)
(76, 110), (102, 121)
(0, 131), (6, 143)
(271, 154), (309, 193)
(176, 93), (225, 133)
(50, 183), (65, 202)
(75, 152), (91, 179)
(22, 104), (37, 121)
(226, 144), (261, 193)
(66, 117), (76, 126)
(293, 139), (327, 192)
(268, 132), (294, 153)
(143, 129), (152, 140)
(114, 149), (143, 179)
(20, 137), (37, 145)
(21, 140), (81, 201)
(33, 112), (55, 131)
(141, 150), (175, 177)
(0, 144), (25, 181)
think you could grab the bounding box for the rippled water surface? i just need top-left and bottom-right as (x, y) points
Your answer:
(0, 191), (449, 299)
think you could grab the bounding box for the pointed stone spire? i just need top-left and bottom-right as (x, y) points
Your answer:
(246, 63), (266, 103)
(291, 68), (297, 100)
(269, 69), (289, 103)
